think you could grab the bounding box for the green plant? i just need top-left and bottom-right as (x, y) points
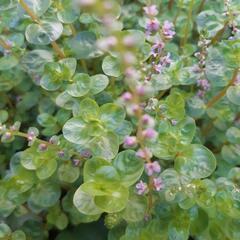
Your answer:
(0, 0), (240, 239)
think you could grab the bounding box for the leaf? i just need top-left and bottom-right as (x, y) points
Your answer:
(63, 117), (103, 145)
(102, 56), (122, 77)
(20, 50), (54, 74)
(94, 184), (129, 213)
(0, 223), (11, 238)
(73, 187), (103, 215)
(90, 131), (119, 160)
(122, 193), (147, 223)
(73, 98), (100, 120)
(67, 73), (91, 97)
(100, 103), (126, 130)
(25, 19), (63, 45)
(58, 163), (80, 183)
(0, 55), (18, 70)
(227, 85), (240, 105)
(29, 182), (61, 208)
(226, 127), (240, 144)
(0, 110), (8, 123)
(89, 74), (109, 95)
(175, 144), (216, 179)
(36, 159), (57, 180)
(165, 91), (185, 120)
(23, 0), (51, 17)
(57, 0), (79, 23)
(83, 157), (111, 182)
(196, 10), (224, 37)
(113, 150), (144, 187)
(65, 31), (98, 59)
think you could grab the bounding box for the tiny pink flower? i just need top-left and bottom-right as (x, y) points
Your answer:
(121, 92), (133, 102)
(142, 128), (158, 140)
(143, 5), (158, 16)
(38, 143), (48, 152)
(146, 18), (160, 34)
(142, 114), (155, 127)
(151, 41), (165, 57)
(136, 180), (148, 195)
(197, 90), (205, 98)
(197, 79), (210, 91)
(162, 20), (175, 39)
(136, 148), (152, 160)
(124, 136), (137, 148)
(136, 85), (145, 96)
(123, 35), (136, 47)
(153, 177), (164, 191)
(125, 67), (140, 79)
(145, 161), (161, 176)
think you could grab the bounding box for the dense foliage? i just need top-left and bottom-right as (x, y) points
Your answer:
(0, 0), (240, 239)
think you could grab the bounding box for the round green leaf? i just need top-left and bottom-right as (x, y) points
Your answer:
(73, 187), (103, 215)
(100, 103), (125, 130)
(175, 144), (216, 179)
(94, 184), (129, 213)
(29, 182), (61, 208)
(57, 0), (79, 23)
(113, 150), (144, 187)
(67, 73), (91, 97)
(65, 31), (98, 59)
(0, 223), (11, 238)
(0, 55), (18, 70)
(89, 74), (109, 95)
(0, 110), (8, 123)
(58, 163), (80, 183)
(227, 85), (240, 105)
(36, 159), (57, 180)
(12, 230), (26, 240)
(23, 0), (51, 17)
(102, 56), (122, 77)
(25, 20), (63, 45)
(73, 98), (100, 120)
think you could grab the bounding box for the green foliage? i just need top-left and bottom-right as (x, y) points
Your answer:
(0, 0), (240, 239)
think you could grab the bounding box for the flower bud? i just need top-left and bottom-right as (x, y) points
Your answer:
(136, 180), (148, 195)
(123, 136), (137, 148)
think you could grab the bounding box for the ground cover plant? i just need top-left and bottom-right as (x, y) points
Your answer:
(0, 0), (240, 239)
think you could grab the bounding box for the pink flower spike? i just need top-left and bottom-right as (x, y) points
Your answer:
(121, 92), (133, 102)
(142, 128), (158, 140)
(145, 161), (161, 176)
(124, 136), (137, 148)
(136, 148), (152, 160)
(136, 180), (148, 195)
(146, 18), (160, 34)
(143, 5), (158, 16)
(153, 177), (164, 191)
(162, 20), (175, 39)
(142, 114), (155, 127)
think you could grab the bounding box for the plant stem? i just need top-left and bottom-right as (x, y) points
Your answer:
(70, 24), (77, 36)
(168, 0), (174, 11)
(206, 68), (239, 108)
(209, 21), (229, 46)
(0, 38), (12, 50)
(197, 0), (206, 13)
(50, 41), (65, 59)
(180, 0), (194, 49)
(80, 59), (88, 72)
(18, 0), (65, 59)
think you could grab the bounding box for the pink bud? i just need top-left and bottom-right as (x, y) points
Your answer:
(142, 128), (158, 140)
(145, 161), (161, 176)
(38, 143), (48, 152)
(121, 92), (133, 102)
(142, 114), (155, 127)
(124, 136), (137, 148)
(136, 180), (148, 195)
(153, 177), (164, 191)
(136, 148), (152, 160)
(143, 5), (158, 16)
(136, 85), (145, 96)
